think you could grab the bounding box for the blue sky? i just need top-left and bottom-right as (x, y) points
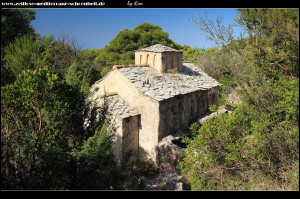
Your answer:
(32, 8), (241, 49)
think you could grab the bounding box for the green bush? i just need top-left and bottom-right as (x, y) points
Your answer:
(118, 159), (159, 190)
(180, 77), (299, 190)
(208, 104), (217, 112)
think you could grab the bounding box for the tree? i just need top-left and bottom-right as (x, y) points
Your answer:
(3, 34), (46, 77)
(1, 69), (85, 189)
(181, 8), (299, 190)
(45, 34), (79, 79)
(93, 23), (180, 73)
(181, 78), (299, 190)
(180, 45), (205, 63)
(1, 34), (55, 86)
(65, 49), (101, 95)
(1, 8), (35, 48)
(236, 9), (299, 77)
(1, 9), (36, 87)
(2, 33), (82, 86)
(72, 122), (117, 189)
(1, 68), (118, 190)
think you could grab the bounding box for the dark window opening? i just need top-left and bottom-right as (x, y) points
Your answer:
(138, 115), (142, 130)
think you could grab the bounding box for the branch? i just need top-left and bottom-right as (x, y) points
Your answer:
(6, 108), (22, 130)
(37, 108), (42, 132)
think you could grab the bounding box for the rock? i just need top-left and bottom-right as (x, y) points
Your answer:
(146, 184), (158, 190)
(228, 91), (242, 105)
(174, 182), (183, 191)
(138, 176), (146, 186)
(154, 168), (185, 190)
(225, 104), (233, 111)
(198, 108), (228, 124)
(162, 135), (175, 143)
(138, 176), (159, 190)
(176, 175), (183, 181)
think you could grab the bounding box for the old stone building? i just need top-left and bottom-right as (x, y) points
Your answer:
(90, 44), (220, 165)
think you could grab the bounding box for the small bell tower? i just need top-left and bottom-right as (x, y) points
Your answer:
(135, 44), (183, 73)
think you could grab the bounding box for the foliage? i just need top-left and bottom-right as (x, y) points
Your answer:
(208, 104), (217, 112)
(1, 69), (117, 190)
(65, 57), (100, 95)
(45, 34), (79, 78)
(3, 34), (46, 78)
(93, 23), (180, 70)
(128, 160), (158, 179)
(118, 159), (159, 190)
(181, 77), (299, 190)
(197, 48), (225, 80)
(1, 62), (15, 87)
(217, 93), (227, 107)
(189, 123), (200, 135)
(181, 9), (299, 190)
(192, 9), (299, 81)
(72, 122), (117, 189)
(180, 45), (205, 63)
(1, 8), (35, 48)
(2, 33), (80, 84)
(1, 69), (85, 189)
(236, 9), (299, 77)
(1, 9), (36, 86)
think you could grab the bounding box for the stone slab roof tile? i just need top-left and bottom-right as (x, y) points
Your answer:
(118, 62), (220, 101)
(136, 44), (181, 53)
(96, 95), (139, 119)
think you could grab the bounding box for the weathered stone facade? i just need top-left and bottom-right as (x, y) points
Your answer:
(90, 44), (220, 164)
(158, 89), (218, 141)
(106, 95), (139, 165)
(135, 44), (183, 73)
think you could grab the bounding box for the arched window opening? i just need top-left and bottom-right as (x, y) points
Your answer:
(140, 55), (142, 65)
(165, 56), (168, 70)
(146, 54), (149, 65)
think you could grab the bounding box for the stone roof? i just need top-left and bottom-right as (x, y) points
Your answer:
(136, 44), (181, 53)
(118, 62), (220, 101)
(95, 95), (139, 119)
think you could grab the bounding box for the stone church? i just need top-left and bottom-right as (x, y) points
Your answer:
(89, 44), (220, 164)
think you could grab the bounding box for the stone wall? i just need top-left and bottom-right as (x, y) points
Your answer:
(113, 114), (139, 165)
(91, 69), (161, 160)
(158, 87), (219, 141)
(135, 52), (162, 72)
(122, 115), (139, 163)
(161, 52), (182, 73)
(135, 51), (182, 73)
(112, 115), (123, 165)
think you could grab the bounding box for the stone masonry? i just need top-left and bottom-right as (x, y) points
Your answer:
(90, 44), (220, 164)
(135, 44), (183, 73)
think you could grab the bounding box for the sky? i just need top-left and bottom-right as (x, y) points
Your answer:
(32, 8), (241, 50)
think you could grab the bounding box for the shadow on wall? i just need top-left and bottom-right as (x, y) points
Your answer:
(114, 132), (152, 166)
(113, 118), (140, 166)
(181, 65), (201, 76)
